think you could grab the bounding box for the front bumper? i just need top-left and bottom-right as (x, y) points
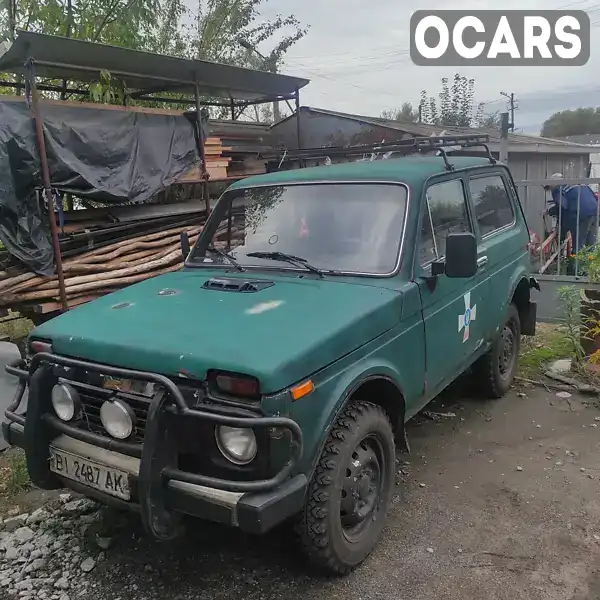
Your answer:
(3, 421), (306, 534)
(4, 352), (305, 537)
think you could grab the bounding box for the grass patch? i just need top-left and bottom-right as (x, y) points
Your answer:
(0, 451), (31, 497)
(519, 323), (574, 378)
(0, 313), (33, 342)
(0, 450), (31, 516)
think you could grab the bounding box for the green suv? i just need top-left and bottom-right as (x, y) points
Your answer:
(3, 154), (538, 574)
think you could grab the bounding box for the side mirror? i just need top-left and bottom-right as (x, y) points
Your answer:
(180, 231), (190, 261)
(444, 232), (477, 278)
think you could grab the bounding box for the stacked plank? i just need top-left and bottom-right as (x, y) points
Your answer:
(0, 223), (206, 315)
(177, 121), (273, 183)
(177, 136), (232, 182)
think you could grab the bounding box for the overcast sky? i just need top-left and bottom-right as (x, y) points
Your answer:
(254, 0), (600, 133)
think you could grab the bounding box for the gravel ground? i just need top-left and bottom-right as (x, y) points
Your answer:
(1, 383), (600, 600)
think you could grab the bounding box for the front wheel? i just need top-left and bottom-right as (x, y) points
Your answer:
(474, 303), (521, 398)
(297, 400), (396, 575)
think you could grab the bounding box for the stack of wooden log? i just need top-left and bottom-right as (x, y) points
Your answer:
(0, 223), (206, 315)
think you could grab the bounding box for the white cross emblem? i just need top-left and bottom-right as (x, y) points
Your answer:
(458, 291), (477, 343)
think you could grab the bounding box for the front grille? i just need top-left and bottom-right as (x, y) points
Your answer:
(78, 390), (150, 443)
(56, 374), (152, 444)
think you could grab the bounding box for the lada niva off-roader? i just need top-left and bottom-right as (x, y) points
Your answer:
(3, 153), (538, 574)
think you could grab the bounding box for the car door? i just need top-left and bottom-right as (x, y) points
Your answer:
(415, 176), (490, 396)
(466, 170), (523, 337)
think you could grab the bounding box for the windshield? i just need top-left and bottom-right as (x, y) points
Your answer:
(189, 183), (407, 275)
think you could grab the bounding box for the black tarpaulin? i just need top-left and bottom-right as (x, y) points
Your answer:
(0, 98), (200, 275)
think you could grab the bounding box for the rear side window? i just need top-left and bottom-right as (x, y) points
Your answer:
(468, 174), (514, 237)
(420, 178), (472, 265)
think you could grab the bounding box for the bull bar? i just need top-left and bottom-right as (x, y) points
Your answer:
(4, 352), (305, 538)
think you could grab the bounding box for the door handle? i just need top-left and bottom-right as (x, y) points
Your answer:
(477, 256), (488, 268)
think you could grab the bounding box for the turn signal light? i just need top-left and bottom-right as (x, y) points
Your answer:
(212, 372), (260, 398)
(291, 379), (314, 401)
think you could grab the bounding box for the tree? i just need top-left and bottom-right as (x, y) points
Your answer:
(419, 73), (486, 128)
(380, 102), (419, 123)
(478, 111), (502, 129)
(0, 0), (164, 49)
(540, 107), (600, 138)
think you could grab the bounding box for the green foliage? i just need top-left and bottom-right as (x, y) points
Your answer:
(419, 73), (486, 128)
(7, 454), (30, 495)
(0, 0), (163, 49)
(518, 326), (573, 377)
(89, 69), (124, 104)
(380, 102), (419, 123)
(478, 111), (502, 128)
(557, 285), (585, 364)
(540, 107), (600, 138)
(571, 245), (600, 283)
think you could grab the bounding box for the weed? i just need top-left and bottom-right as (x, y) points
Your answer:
(519, 323), (573, 378)
(7, 454), (30, 494)
(557, 286), (585, 364)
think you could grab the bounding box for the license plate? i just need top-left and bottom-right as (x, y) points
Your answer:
(49, 448), (131, 500)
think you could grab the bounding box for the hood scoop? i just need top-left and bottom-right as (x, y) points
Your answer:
(202, 277), (274, 293)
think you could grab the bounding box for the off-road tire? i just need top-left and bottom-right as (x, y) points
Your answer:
(474, 303), (521, 398)
(296, 400), (396, 575)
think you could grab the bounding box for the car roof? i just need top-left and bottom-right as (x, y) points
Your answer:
(228, 155), (494, 190)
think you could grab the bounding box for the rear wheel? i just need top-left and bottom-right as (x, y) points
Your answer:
(474, 303), (521, 398)
(297, 400), (395, 575)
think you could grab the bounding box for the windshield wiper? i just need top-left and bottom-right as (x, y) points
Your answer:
(246, 251), (325, 277)
(206, 246), (245, 272)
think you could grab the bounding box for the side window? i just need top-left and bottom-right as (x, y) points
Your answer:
(419, 178), (471, 265)
(468, 174), (514, 237)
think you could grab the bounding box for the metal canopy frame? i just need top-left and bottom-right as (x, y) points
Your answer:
(0, 31), (309, 313)
(0, 31), (309, 104)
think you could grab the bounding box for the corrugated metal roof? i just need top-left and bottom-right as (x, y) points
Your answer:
(0, 31), (309, 102)
(278, 107), (594, 154)
(557, 134), (600, 146)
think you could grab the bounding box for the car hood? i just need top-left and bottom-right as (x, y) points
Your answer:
(32, 270), (403, 393)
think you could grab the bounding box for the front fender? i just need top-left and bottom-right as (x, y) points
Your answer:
(292, 357), (407, 476)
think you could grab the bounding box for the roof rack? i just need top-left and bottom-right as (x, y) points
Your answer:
(261, 133), (492, 163)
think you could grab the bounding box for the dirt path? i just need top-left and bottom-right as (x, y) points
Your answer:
(79, 385), (600, 600)
(3, 384), (600, 600)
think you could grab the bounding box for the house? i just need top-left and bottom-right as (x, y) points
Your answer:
(270, 107), (599, 238)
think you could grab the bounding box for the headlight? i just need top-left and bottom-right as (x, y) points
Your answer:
(215, 426), (257, 465)
(51, 383), (78, 421)
(100, 399), (135, 440)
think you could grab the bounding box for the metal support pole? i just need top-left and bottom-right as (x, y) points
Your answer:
(499, 112), (509, 163)
(230, 98), (235, 121)
(575, 185), (581, 276)
(7, 0), (16, 41)
(26, 60), (68, 311)
(557, 187), (562, 276)
(194, 82), (210, 214)
(295, 89), (301, 150)
(596, 180), (599, 247)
